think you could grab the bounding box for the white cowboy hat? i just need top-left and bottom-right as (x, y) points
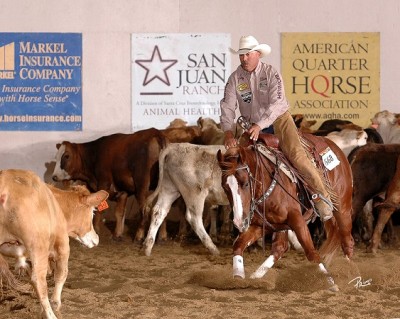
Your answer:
(230, 35), (272, 57)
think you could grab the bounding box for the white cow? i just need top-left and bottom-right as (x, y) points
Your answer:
(0, 169), (108, 319)
(325, 129), (368, 157)
(371, 110), (400, 144)
(143, 143), (228, 256)
(143, 143), (303, 257)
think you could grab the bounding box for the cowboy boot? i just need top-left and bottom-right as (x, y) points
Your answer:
(312, 194), (334, 221)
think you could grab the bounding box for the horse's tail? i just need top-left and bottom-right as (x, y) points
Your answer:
(318, 217), (341, 265)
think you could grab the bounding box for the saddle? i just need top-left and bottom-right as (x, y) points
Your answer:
(256, 132), (329, 169)
(237, 115), (329, 165)
(237, 116), (336, 222)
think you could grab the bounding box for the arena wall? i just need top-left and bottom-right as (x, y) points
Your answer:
(0, 0), (398, 179)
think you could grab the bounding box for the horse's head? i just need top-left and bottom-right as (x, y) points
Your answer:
(217, 147), (253, 232)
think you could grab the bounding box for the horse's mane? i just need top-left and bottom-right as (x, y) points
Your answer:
(219, 147), (239, 178)
(219, 147), (251, 178)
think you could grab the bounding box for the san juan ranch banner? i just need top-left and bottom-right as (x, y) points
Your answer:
(131, 33), (231, 130)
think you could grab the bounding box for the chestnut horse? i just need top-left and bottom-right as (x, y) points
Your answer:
(217, 136), (354, 291)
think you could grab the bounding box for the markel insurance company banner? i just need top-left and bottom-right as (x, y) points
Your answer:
(131, 33), (231, 130)
(0, 33), (82, 131)
(282, 32), (380, 128)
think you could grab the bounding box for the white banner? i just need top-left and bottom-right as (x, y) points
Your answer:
(131, 33), (231, 130)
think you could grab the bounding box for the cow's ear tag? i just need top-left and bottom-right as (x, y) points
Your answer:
(97, 200), (109, 212)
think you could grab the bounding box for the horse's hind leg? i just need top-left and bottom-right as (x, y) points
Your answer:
(250, 231), (289, 279)
(289, 216), (320, 263)
(333, 200), (354, 258)
(232, 225), (264, 278)
(289, 215), (338, 291)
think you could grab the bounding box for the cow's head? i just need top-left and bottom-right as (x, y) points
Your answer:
(52, 142), (76, 182)
(371, 110), (396, 128)
(50, 184), (108, 248)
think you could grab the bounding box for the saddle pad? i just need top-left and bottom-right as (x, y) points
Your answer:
(255, 144), (297, 183)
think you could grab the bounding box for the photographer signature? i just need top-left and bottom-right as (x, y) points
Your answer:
(348, 276), (372, 288)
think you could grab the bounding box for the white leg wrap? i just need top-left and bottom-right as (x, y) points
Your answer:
(319, 262), (339, 291)
(250, 255), (275, 279)
(233, 255), (245, 279)
(318, 262), (328, 274)
(288, 230), (303, 251)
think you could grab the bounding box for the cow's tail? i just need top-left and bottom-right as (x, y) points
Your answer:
(0, 254), (32, 294)
(144, 144), (170, 215)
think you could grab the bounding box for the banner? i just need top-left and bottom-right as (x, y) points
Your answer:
(282, 32), (380, 128)
(0, 33), (82, 131)
(131, 33), (231, 130)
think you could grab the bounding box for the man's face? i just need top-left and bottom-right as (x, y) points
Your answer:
(239, 51), (260, 72)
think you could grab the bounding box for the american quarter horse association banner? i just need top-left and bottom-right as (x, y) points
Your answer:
(281, 32), (380, 128)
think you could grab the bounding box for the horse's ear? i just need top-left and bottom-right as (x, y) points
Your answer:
(217, 149), (223, 162)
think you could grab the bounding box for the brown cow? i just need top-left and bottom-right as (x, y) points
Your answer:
(292, 114), (317, 133)
(52, 128), (168, 241)
(349, 143), (400, 252)
(0, 169), (108, 319)
(161, 126), (202, 143)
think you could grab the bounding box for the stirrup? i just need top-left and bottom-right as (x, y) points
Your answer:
(312, 194), (334, 221)
(237, 116), (252, 131)
(311, 193), (333, 210)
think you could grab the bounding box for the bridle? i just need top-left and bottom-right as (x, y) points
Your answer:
(233, 153), (279, 232)
(230, 116), (297, 233)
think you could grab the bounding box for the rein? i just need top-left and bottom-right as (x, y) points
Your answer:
(235, 153), (279, 233)
(234, 144), (311, 235)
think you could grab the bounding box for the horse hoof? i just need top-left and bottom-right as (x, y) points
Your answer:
(144, 248), (152, 257)
(250, 273), (261, 279)
(329, 284), (339, 292)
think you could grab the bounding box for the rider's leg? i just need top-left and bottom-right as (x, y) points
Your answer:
(273, 111), (333, 221)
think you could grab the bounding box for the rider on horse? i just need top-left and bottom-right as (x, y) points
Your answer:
(220, 35), (333, 222)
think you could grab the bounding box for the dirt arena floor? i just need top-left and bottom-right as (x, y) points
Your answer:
(1, 220), (400, 319)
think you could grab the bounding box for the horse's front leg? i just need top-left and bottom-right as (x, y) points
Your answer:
(232, 225), (263, 279)
(250, 230), (289, 279)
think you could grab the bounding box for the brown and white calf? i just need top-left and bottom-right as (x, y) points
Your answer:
(325, 128), (368, 157)
(0, 169), (108, 319)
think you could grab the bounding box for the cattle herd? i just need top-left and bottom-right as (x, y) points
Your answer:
(0, 110), (399, 318)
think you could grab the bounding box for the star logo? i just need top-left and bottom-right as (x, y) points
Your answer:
(135, 46), (178, 86)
